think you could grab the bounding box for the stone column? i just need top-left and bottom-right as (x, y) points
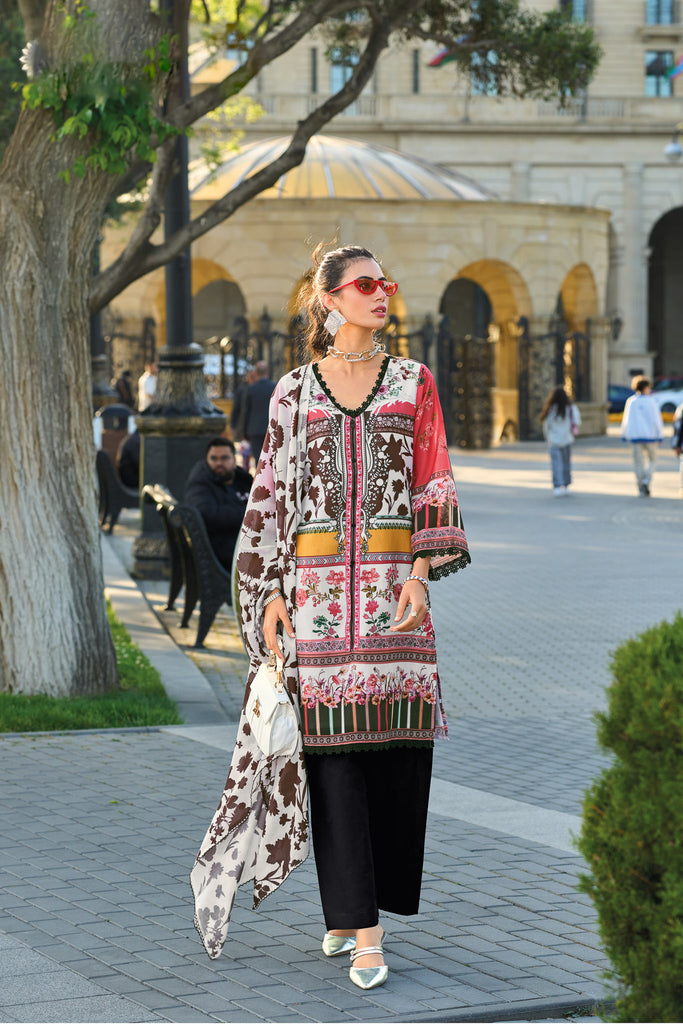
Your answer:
(519, 314), (558, 440)
(583, 316), (610, 435)
(614, 163), (654, 381)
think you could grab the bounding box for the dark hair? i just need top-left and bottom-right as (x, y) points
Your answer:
(206, 436), (235, 454)
(539, 386), (571, 422)
(635, 377), (651, 393)
(300, 243), (379, 359)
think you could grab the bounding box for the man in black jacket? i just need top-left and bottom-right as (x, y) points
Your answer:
(184, 437), (253, 576)
(243, 361), (275, 466)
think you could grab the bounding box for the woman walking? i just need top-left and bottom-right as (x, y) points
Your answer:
(191, 245), (470, 989)
(539, 385), (581, 496)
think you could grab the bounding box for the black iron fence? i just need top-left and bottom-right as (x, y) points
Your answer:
(198, 309), (591, 448)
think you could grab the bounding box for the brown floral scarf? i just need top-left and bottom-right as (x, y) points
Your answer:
(190, 365), (313, 959)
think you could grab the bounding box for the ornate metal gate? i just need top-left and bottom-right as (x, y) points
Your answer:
(436, 316), (493, 449)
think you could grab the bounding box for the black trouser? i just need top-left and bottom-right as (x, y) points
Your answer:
(306, 746), (433, 930)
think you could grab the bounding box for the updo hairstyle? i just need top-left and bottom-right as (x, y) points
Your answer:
(301, 243), (378, 359)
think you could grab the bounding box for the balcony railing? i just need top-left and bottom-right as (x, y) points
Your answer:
(241, 92), (679, 127)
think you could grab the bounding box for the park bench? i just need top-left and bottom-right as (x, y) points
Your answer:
(142, 484), (234, 649)
(96, 448), (139, 534)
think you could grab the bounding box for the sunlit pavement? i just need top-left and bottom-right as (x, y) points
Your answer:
(1, 430), (680, 1023)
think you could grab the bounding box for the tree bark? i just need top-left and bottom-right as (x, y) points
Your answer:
(0, 0), (155, 695)
(0, 102), (119, 695)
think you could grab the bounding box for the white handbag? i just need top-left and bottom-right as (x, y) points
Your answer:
(246, 652), (300, 757)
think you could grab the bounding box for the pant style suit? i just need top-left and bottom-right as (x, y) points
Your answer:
(191, 357), (470, 954)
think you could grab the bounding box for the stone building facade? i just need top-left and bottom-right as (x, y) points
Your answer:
(105, 1), (683, 441)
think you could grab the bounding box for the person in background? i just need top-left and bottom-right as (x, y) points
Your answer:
(243, 361), (275, 466)
(230, 368), (256, 469)
(137, 361), (158, 412)
(539, 386), (581, 497)
(620, 377), (663, 497)
(672, 400), (683, 498)
(114, 370), (135, 408)
(184, 437), (252, 576)
(116, 430), (140, 489)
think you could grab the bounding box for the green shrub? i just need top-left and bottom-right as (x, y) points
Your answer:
(578, 613), (683, 1022)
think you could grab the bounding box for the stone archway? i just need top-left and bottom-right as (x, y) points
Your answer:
(438, 260), (531, 445)
(191, 260), (247, 345)
(648, 207), (683, 378)
(555, 262), (599, 402)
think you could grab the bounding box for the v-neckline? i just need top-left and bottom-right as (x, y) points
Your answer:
(312, 355), (390, 417)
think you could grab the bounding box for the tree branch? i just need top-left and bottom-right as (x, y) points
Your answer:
(90, 5), (409, 312)
(17, 0), (45, 40)
(172, 0), (363, 132)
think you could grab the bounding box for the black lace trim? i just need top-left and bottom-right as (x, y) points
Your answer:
(312, 355), (390, 417)
(429, 550), (472, 581)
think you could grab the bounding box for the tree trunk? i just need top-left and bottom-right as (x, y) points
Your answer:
(0, 108), (118, 696)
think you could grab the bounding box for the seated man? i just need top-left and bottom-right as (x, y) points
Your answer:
(184, 437), (253, 576)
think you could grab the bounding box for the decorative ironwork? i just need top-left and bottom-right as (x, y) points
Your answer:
(436, 316), (493, 449)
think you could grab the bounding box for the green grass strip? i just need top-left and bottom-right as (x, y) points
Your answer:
(0, 602), (183, 732)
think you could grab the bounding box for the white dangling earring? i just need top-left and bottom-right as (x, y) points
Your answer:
(324, 309), (346, 337)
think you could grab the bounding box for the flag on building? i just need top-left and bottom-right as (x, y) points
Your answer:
(667, 55), (683, 79)
(428, 48), (457, 67)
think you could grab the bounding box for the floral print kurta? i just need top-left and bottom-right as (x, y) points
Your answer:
(191, 358), (469, 958)
(296, 355), (469, 751)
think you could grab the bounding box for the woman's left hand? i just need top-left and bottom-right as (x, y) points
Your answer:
(389, 580), (429, 632)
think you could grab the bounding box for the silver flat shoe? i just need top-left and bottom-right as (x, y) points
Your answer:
(349, 943), (388, 990)
(322, 932), (356, 957)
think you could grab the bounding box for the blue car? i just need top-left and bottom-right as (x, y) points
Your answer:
(608, 385), (634, 414)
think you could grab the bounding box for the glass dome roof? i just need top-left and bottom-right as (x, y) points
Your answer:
(190, 134), (495, 202)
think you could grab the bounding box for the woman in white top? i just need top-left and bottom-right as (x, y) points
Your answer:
(539, 386), (581, 496)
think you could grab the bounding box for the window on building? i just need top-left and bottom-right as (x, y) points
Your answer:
(329, 47), (359, 111)
(412, 49), (420, 94)
(311, 48), (318, 94)
(559, 0), (591, 20)
(470, 51), (499, 96)
(646, 0), (675, 24)
(645, 50), (673, 95)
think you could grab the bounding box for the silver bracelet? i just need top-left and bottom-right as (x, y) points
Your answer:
(404, 574), (430, 603)
(263, 589), (282, 608)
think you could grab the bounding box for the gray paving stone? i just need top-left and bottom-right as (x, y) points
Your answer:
(6, 998), (159, 1023)
(8, 438), (679, 1023)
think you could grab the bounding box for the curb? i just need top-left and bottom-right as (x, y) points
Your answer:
(393, 994), (613, 1022)
(101, 534), (229, 725)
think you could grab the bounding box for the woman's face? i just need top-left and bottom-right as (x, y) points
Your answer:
(323, 257), (390, 331)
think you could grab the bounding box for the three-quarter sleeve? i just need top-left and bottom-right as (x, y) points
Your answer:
(411, 366), (470, 580)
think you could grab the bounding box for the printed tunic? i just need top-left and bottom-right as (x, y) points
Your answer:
(295, 355), (469, 752)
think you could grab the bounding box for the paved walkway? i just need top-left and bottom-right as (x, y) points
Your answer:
(1, 432), (682, 1024)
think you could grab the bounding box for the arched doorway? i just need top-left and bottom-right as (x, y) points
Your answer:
(648, 207), (683, 378)
(554, 263), (599, 402)
(438, 260), (531, 445)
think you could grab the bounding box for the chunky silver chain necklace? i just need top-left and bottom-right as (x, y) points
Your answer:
(327, 340), (385, 362)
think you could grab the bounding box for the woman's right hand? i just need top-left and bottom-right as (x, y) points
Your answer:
(263, 594), (294, 662)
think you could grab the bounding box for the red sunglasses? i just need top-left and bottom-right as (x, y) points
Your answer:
(328, 276), (399, 297)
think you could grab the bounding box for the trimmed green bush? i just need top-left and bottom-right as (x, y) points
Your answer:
(578, 613), (683, 1022)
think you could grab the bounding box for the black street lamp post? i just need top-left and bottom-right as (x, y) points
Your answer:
(133, 0), (225, 576)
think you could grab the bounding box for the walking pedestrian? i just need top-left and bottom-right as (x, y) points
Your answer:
(620, 377), (663, 496)
(539, 385), (581, 496)
(137, 361), (157, 411)
(243, 361), (275, 465)
(191, 244), (471, 987)
(113, 369), (135, 408)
